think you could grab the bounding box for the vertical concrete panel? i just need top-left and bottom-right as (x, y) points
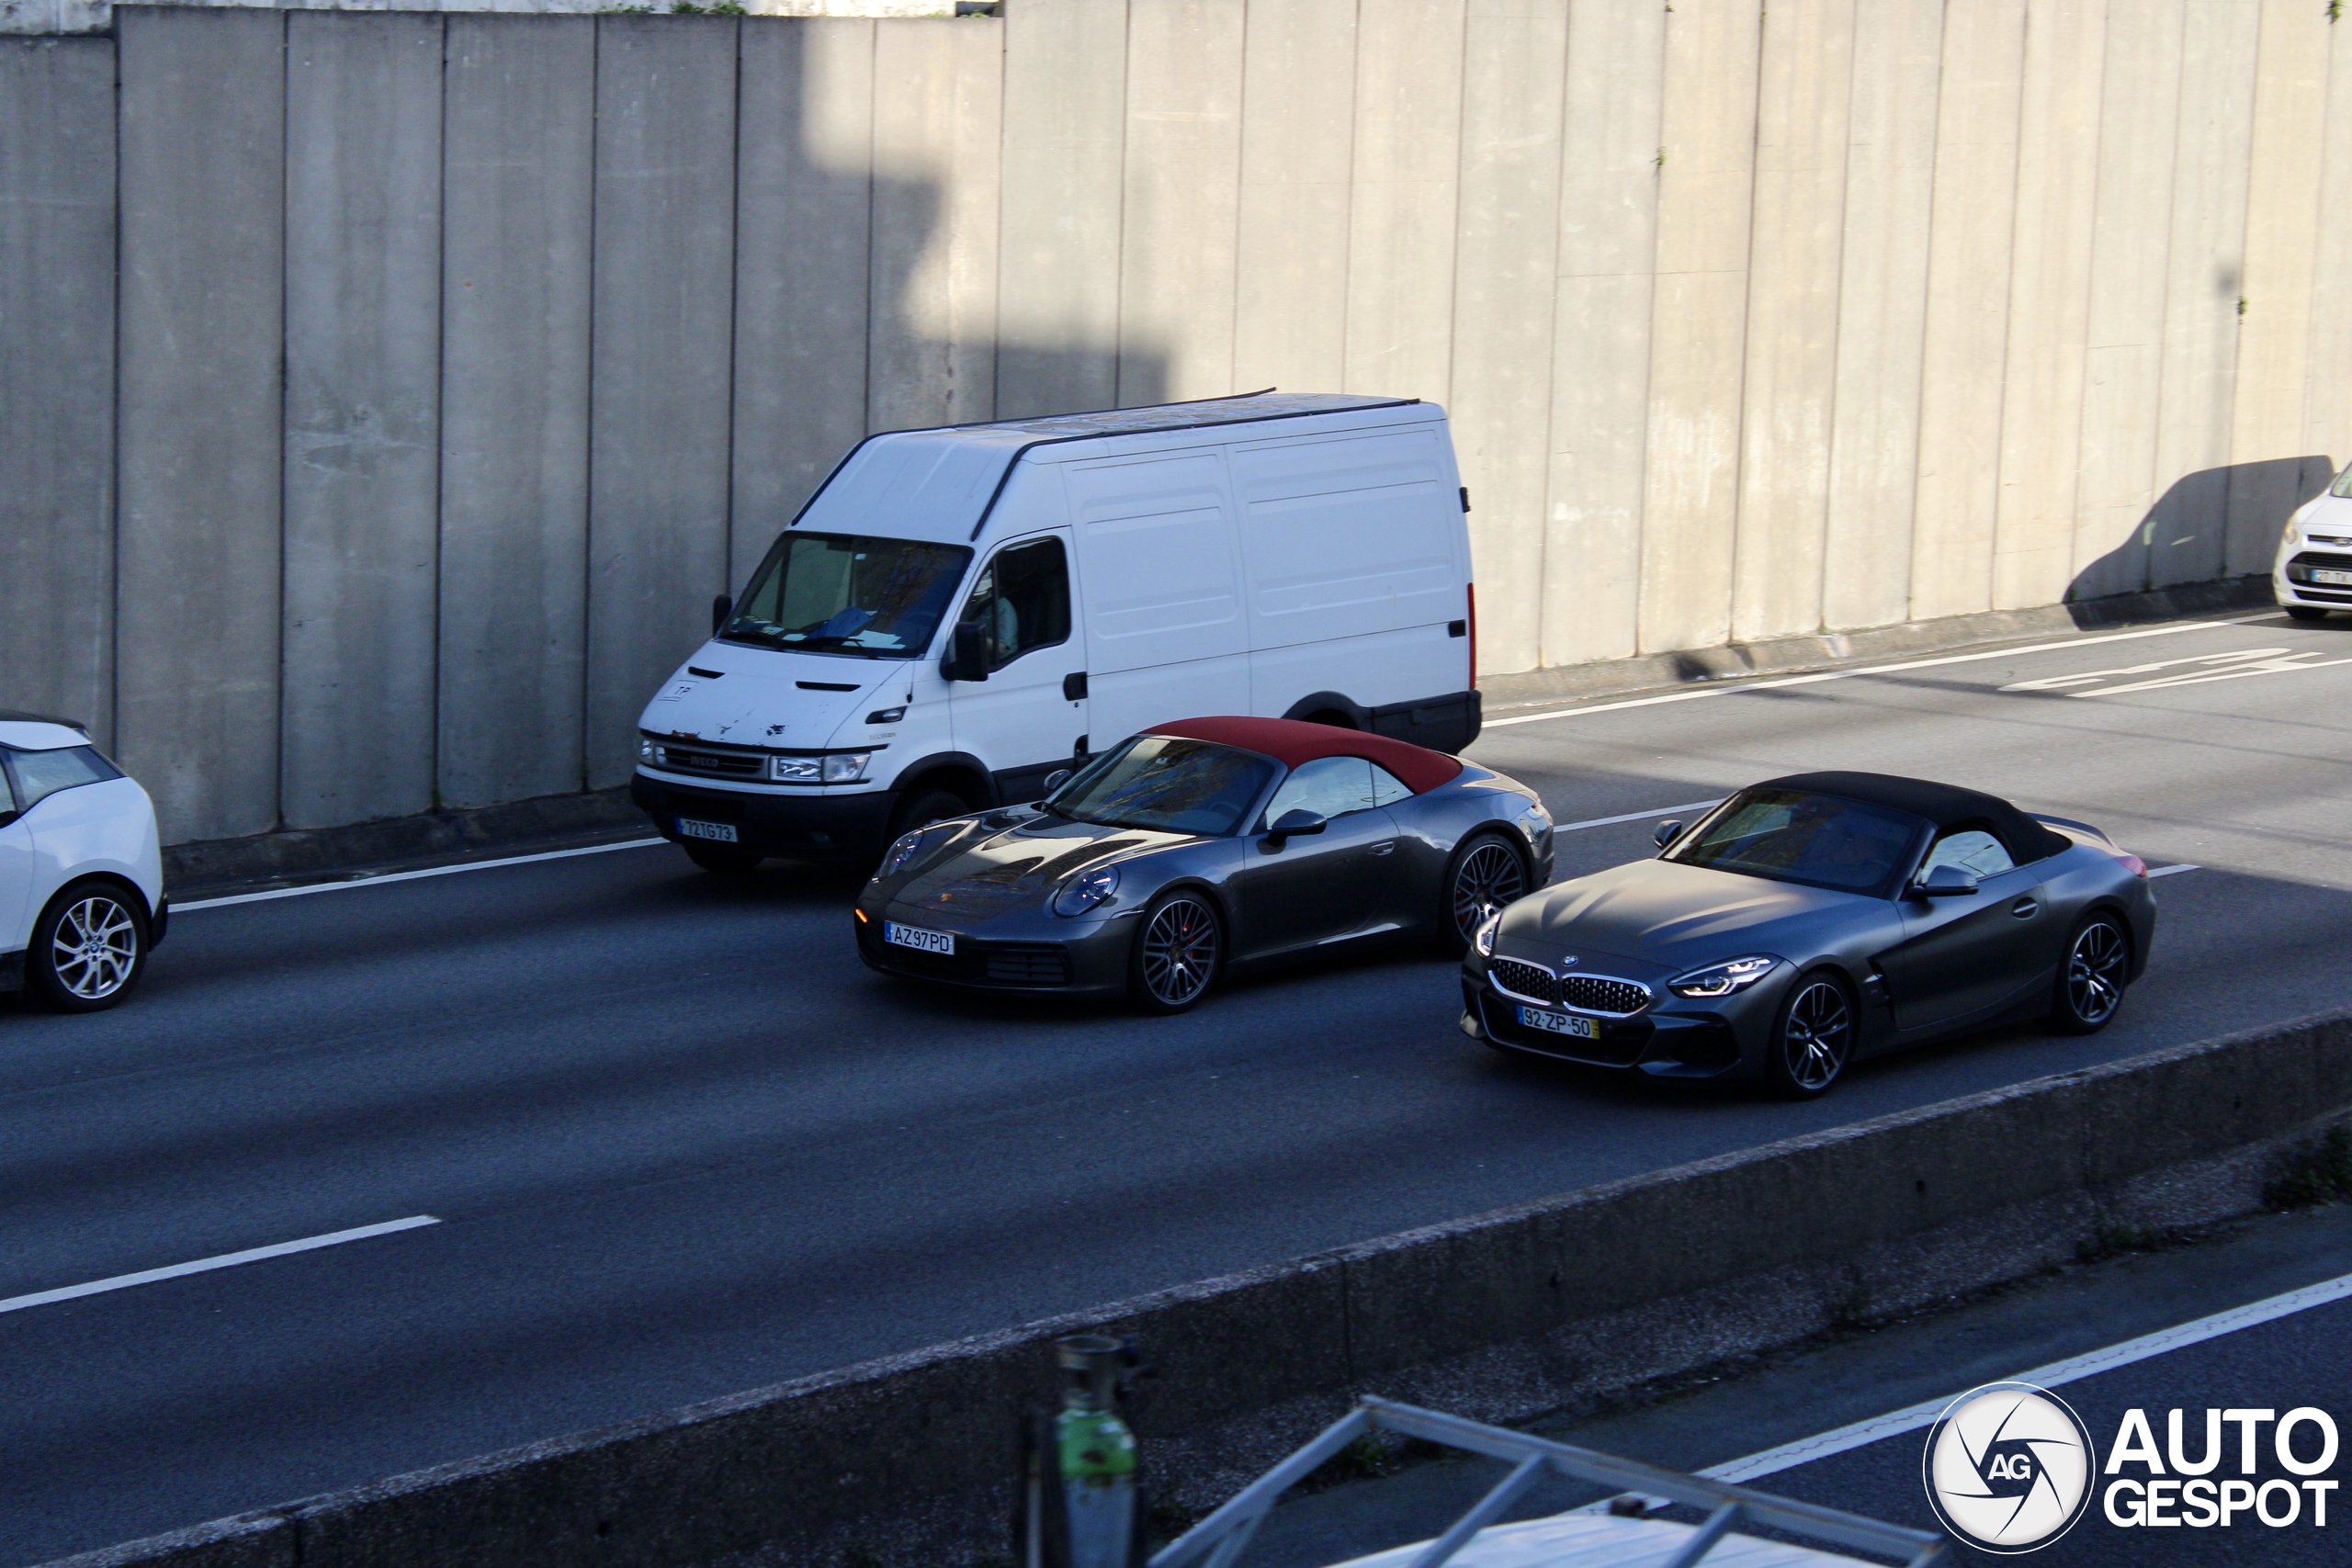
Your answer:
(998, 0), (1125, 417)
(2147, 0), (2257, 589)
(1544, 0), (1663, 667)
(1906, 0), (2024, 624)
(115, 8), (284, 843)
(1452, 0), (1566, 676)
(2072, 0), (2184, 598)
(1636, 0), (1758, 656)
(1120, 0), (1244, 404)
(2305, 6), (2352, 468)
(1728, 0), (1853, 643)
(1989, 0), (2104, 611)
(586, 17), (739, 791)
(871, 18), (1001, 432)
(1343, 0), (1464, 400)
(439, 14), (594, 810)
(733, 19), (872, 583)
(1819, 0), (1939, 633)
(281, 12), (443, 829)
(1232, 0), (1357, 395)
(2225, 0), (2331, 573)
(0, 38), (113, 741)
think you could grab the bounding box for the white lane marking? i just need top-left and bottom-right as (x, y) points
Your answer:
(2003, 645), (2352, 698)
(1555, 800), (1724, 834)
(0, 1215), (441, 1315)
(1578, 1265), (2352, 1513)
(173, 838), (667, 912)
(2146, 863), (2199, 878)
(1486, 615), (2278, 730)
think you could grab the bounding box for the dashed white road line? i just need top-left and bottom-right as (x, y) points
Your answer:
(2145, 863), (2200, 878)
(173, 838), (666, 913)
(1554, 800), (1724, 834)
(0, 1216), (442, 1315)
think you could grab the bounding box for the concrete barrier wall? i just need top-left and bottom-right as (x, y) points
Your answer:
(51, 1006), (2352, 1568)
(5, 1), (2350, 842)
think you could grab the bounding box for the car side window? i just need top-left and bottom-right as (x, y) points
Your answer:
(0, 751), (17, 818)
(1260, 756), (1375, 826)
(5, 745), (120, 818)
(958, 536), (1071, 671)
(1368, 762), (1412, 808)
(1918, 827), (2014, 881)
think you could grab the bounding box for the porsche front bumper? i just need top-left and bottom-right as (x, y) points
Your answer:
(853, 900), (1139, 998)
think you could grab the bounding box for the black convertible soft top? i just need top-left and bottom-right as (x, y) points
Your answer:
(1752, 771), (2075, 863)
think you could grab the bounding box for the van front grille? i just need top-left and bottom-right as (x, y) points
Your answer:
(650, 742), (763, 781)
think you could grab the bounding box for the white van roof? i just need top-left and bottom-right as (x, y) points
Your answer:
(790, 391), (1441, 547)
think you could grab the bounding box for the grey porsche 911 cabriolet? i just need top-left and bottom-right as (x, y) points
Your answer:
(855, 716), (1554, 1012)
(1461, 772), (2156, 1098)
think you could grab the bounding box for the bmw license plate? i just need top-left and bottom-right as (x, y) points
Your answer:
(1517, 1006), (1597, 1041)
(2312, 569), (2352, 586)
(676, 818), (738, 843)
(886, 921), (956, 956)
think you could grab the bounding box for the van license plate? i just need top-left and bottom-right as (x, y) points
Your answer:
(676, 818), (739, 843)
(1517, 1006), (1597, 1040)
(2312, 569), (2352, 586)
(886, 922), (956, 955)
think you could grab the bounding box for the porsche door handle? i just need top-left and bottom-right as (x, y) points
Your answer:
(1369, 841), (1396, 856)
(2010, 897), (2040, 919)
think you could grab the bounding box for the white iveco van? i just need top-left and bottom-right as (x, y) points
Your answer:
(631, 392), (1480, 871)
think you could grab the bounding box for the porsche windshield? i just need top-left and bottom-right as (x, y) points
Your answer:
(720, 532), (971, 658)
(1047, 737), (1277, 835)
(1667, 788), (1926, 896)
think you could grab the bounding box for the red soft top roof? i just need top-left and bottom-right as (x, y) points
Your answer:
(1144, 716), (1464, 795)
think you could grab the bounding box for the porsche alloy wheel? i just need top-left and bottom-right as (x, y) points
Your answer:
(30, 886), (145, 1012)
(1769, 974), (1852, 1100)
(1134, 892), (1222, 1014)
(1446, 837), (1529, 952)
(2054, 914), (2129, 1033)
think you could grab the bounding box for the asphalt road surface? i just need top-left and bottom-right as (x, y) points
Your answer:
(5, 609), (2350, 1562)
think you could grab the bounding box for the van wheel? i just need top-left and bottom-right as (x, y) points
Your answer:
(684, 842), (762, 874)
(28, 880), (148, 1012)
(1303, 710), (1356, 729)
(888, 788), (969, 842)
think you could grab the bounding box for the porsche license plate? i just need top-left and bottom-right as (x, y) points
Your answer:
(886, 921), (956, 956)
(2312, 569), (2352, 586)
(1517, 1006), (1597, 1041)
(676, 818), (738, 843)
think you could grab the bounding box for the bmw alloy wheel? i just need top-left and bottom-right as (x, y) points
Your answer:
(1774, 976), (1852, 1097)
(2061, 916), (2128, 1030)
(48, 893), (141, 1002)
(1450, 839), (1529, 947)
(1138, 895), (1220, 1010)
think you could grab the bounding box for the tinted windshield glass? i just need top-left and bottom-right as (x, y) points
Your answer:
(1667, 788), (1925, 896)
(1048, 737), (1276, 835)
(721, 532), (972, 659)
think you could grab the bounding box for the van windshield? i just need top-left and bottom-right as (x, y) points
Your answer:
(720, 532), (973, 659)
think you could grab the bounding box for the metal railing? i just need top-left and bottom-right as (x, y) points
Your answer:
(1148, 1395), (1947, 1568)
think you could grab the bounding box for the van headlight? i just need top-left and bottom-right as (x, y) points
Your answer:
(1053, 864), (1120, 917)
(1668, 955), (1779, 998)
(639, 739), (658, 763)
(1474, 910), (1502, 956)
(771, 751), (871, 784)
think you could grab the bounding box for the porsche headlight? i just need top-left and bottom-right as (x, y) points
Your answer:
(1668, 955), (1779, 998)
(877, 823), (950, 878)
(1053, 863), (1120, 917)
(1474, 909), (1502, 957)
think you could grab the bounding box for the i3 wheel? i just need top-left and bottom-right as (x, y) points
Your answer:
(1767, 972), (1853, 1100)
(1442, 834), (1530, 953)
(2052, 912), (2130, 1034)
(28, 882), (147, 1013)
(683, 841), (763, 875)
(2285, 604), (2331, 622)
(1131, 890), (1223, 1015)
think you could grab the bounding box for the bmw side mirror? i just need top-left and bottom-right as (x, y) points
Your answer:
(1917, 863), (1980, 897)
(1042, 769), (1072, 795)
(1266, 808), (1327, 846)
(711, 593), (733, 635)
(941, 620), (989, 682)
(1653, 818), (1682, 850)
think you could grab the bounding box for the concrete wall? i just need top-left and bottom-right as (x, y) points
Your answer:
(4, 0), (2347, 843)
(50, 1004), (2352, 1568)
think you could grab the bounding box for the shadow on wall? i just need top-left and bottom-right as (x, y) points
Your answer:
(2066, 456), (2335, 613)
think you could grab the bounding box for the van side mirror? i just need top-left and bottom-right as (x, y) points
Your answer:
(1916, 863), (1980, 897)
(941, 621), (989, 682)
(1653, 819), (1682, 850)
(1266, 808), (1327, 846)
(711, 593), (733, 634)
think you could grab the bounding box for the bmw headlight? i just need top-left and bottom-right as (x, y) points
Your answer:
(1053, 863), (1120, 917)
(1668, 955), (1779, 998)
(1474, 909), (1502, 957)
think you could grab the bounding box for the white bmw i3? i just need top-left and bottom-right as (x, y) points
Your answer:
(0, 711), (166, 1011)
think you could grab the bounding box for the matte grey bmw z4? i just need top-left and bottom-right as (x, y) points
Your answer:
(1460, 772), (2156, 1098)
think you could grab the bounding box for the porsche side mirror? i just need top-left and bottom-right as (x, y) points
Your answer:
(1265, 808), (1327, 845)
(710, 592), (733, 634)
(1916, 863), (1980, 897)
(941, 621), (989, 682)
(1653, 818), (1683, 850)
(1042, 769), (1072, 795)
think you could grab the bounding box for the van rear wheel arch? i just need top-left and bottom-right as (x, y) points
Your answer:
(1281, 693), (1367, 730)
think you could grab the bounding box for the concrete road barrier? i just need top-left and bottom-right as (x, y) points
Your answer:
(51, 1006), (2352, 1568)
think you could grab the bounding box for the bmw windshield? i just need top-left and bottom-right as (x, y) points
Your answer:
(1666, 788), (1927, 897)
(719, 532), (972, 659)
(1046, 737), (1277, 835)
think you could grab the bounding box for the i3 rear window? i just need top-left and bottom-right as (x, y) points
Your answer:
(1, 744), (122, 818)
